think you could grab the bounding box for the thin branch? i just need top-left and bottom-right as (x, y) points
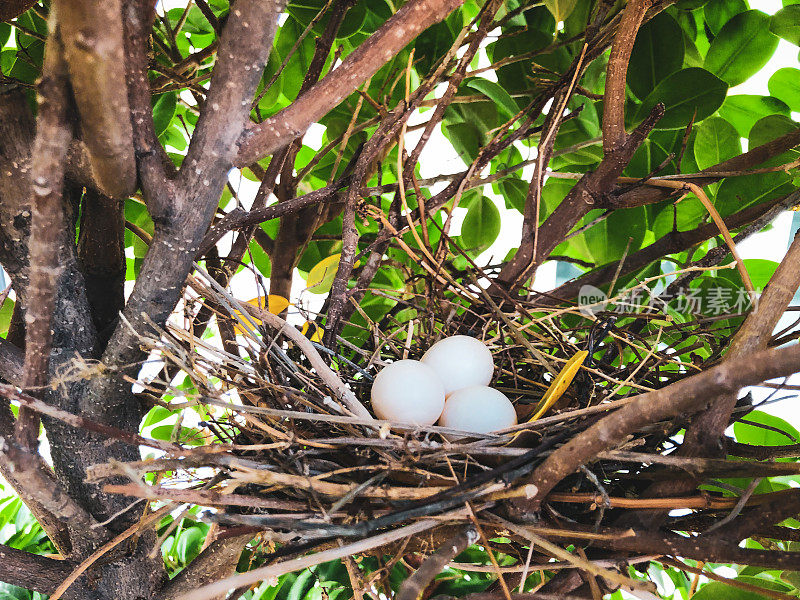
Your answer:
(235, 0), (466, 166)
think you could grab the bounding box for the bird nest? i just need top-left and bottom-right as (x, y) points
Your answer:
(85, 261), (800, 597)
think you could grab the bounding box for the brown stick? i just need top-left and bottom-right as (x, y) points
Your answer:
(0, 436), (107, 553)
(497, 0), (656, 289)
(680, 198), (800, 459)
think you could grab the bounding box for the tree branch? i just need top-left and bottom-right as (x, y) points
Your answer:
(235, 0), (466, 166)
(497, 105), (664, 290)
(602, 0), (651, 153)
(77, 188), (126, 347)
(0, 544), (73, 596)
(18, 17), (73, 450)
(0, 0), (36, 22)
(512, 342), (800, 513)
(99, 0), (285, 381)
(397, 526), (479, 600)
(162, 533), (254, 600)
(679, 202), (800, 458)
(496, 0), (658, 290)
(544, 190), (799, 304)
(54, 0), (136, 198)
(0, 435), (108, 554)
(608, 128), (800, 209)
(123, 0), (176, 215)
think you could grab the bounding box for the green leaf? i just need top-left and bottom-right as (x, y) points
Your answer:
(0, 583), (33, 600)
(636, 68), (728, 130)
(627, 12), (684, 100)
(0, 24), (10, 48)
(693, 581), (782, 599)
(771, 5), (800, 46)
(486, 29), (551, 94)
(464, 78), (519, 120)
(499, 177), (528, 213)
(704, 10), (779, 87)
(152, 93), (177, 138)
(704, 0), (749, 35)
(175, 526), (206, 564)
(675, 0), (710, 9)
(306, 253), (341, 294)
(0, 298), (13, 338)
(715, 171), (794, 217)
(693, 117), (741, 170)
(248, 238), (271, 277)
(741, 259), (779, 290)
(142, 406), (174, 428)
(748, 114), (800, 167)
(414, 17), (457, 75)
(734, 410), (800, 446)
(275, 17), (316, 100)
(580, 206), (648, 267)
(768, 68), (800, 112)
(718, 95), (791, 137)
(459, 194), (501, 253)
(625, 138), (672, 178)
(542, 0), (577, 22)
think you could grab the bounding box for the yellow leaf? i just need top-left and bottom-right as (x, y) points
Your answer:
(302, 321), (324, 343)
(306, 254), (341, 294)
(511, 351), (588, 440)
(266, 294), (290, 314)
(543, 0), (578, 22)
(231, 296), (290, 334)
(530, 350), (588, 421)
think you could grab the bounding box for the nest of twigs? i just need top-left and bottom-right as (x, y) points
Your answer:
(86, 260), (800, 597)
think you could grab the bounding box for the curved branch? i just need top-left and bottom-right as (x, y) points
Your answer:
(0, 436), (108, 554)
(515, 342), (800, 512)
(235, 0), (466, 166)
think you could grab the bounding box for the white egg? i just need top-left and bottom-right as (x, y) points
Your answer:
(421, 335), (494, 395)
(370, 359), (446, 425)
(438, 386), (517, 434)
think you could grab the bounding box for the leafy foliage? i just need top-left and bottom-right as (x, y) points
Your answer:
(2, 0), (800, 599)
